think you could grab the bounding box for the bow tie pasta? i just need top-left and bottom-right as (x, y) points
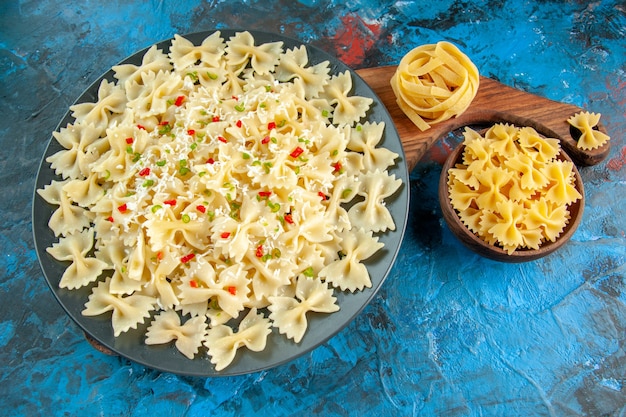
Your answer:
(38, 31), (403, 370)
(446, 124), (582, 254)
(567, 111), (611, 150)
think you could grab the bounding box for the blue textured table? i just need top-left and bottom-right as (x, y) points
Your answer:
(1, 1), (625, 416)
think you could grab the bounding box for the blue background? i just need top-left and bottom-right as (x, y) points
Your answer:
(1, 1), (624, 415)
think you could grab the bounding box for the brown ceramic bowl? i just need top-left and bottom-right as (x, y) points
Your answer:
(438, 142), (585, 263)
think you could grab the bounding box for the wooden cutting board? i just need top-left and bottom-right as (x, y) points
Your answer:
(355, 66), (611, 171)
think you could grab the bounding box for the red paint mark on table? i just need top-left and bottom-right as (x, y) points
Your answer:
(333, 13), (382, 67)
(606, 145), (626, 171)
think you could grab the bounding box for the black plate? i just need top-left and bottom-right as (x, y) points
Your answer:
(32, 29), (410, 376)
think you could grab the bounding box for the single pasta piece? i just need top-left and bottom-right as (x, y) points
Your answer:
(567, 111), (611, 150)
(390, 41), (479, 131)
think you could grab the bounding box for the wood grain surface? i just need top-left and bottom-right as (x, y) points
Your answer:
(356, 66), (610, 171)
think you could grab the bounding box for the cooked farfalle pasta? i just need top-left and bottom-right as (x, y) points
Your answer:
(447, 124), (581, 254)
(39, 31), (402, 370)
(567, 111), (611, 150)
(274, 45), (330, 99)
(391, 41), (479, 131)
(113, 45), (173, 90)
(320, 71), (374, 125)
(70, 80), (127, 131)
(83, 276), (157, 337)
(204, 308), (272, 371)
(268, 275), (339, 343)
(37, 179), (93, 237)
(318, 228), (384, 292)
(47, 123), (104, 180)
(46, 228), (108, 290)
(146, 309), (208, 359)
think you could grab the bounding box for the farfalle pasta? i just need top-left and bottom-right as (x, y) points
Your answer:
(567, 111), (611, 150)
(37, 31), (402, 370)
(447, 124), (581, 254)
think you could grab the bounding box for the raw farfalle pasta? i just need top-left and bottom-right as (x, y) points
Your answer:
(567, 111), (611, 150)
(39, 31), (402, 370)
(390, 41), (479, 131)
(447, 124), (582, 254)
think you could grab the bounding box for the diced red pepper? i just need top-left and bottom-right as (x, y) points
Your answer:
(261, 136), (270, 145)
(196, 205), (206, 213)
(106, 216), (114, 222)
(125, 137), (134, 144)
(187, 129), (195, 136)
(255, 245), (264, 258)
(206, 157), (215, 164)
(236, 120), (242, 128)
(221, 232), (231, 239)
(137, 124), (146, 130)
(156, 251), (164, 261)
(174, 95), (185, 106)
(267, 122), (276, 130)
(189, 280), (198, 288)
(290, 147), (304, 158)
(258, 191), (272, 198)
(117, 203), (128, 213)
(332, 162), (342, 173)
(228, 286), (237, 295)
(159, 121), (170, 126)
(212, 116), (220, 123)
(164, 199), (177, 206)
(284, 214), (294, 224)
(218, 136), (227, 143)
(139, 167), (150, 176)
(180, 253), (195, 263)
(318, 191), (328, 200)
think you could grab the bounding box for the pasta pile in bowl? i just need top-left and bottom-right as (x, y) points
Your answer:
(439, 123), (585, 262)
(33, 30), (408, 374)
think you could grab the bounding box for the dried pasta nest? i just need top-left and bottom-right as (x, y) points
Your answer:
(390, 41), (480, 131)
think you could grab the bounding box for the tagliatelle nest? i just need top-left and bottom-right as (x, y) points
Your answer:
(390, 41), (480, 131)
